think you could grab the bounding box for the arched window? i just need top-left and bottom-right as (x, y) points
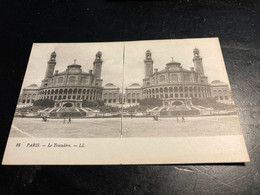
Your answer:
(51, 89), (54, 94)
(156, 88), (159, 93)
(58, 77), (63, 84)
(189, 87), (193, 92)
(48, 90), (50, 95)
(146, 82), (150, 86)
(171, 74), (178, 82)
(83, 89), (86, 94)
(184, 87), (188, 92)
(59, 89), (63, 94)
(184, 74), (191, 82)
(179, 87), (183, 92)
(55, 89), (58, 94)
(69, 76), (76, 84)
(64, 89), (68, 94)
(169, 87), (173, 92)
(164, 87), (168, 93)
(87, 89), (90, 94)
(78, 89), (82, 94)
(174, 87), (178, 92)
(152, 89), (154, 94)
(160, 88), (163, 93)
(73, 89), (77, 94)
(132, 93), (135, 99)
(81, 77), (87, 84)
(68, 89), (72, 94)
(159, 75), (166, 83)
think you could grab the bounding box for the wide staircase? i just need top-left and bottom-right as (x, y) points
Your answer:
(41, 106), (101, 118)
(80, 107), (99, 117)
(42, 107), (85, 117)
(190, 105), (212, 115)
(150, 104), (199, 116)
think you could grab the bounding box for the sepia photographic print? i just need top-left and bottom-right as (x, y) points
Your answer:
(2, 38), (249, 165)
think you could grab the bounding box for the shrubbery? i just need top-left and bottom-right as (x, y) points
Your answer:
(82, 100), (120, 113)
(139, 98), (162, 107)
(33, 99), (55, 107)
(82, 100), (104, 108)
(192, 97), (235, 110)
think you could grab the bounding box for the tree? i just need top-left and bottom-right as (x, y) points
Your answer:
(82, 100), (105, 108)
(192, 97), (216, 105)
(33, 99), (54, 107)
(139, 98), (162, 107)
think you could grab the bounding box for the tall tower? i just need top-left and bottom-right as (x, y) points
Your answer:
(93, 51), (103, 79)
(44, 51), (57, 79)
(193, 48), (205, 76)
(144, 50), (153, 78)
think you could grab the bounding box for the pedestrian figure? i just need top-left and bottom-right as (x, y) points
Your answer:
(182, 116), (185, 122)
(68, 117), (71, 124)
(153, 115), (158, 121)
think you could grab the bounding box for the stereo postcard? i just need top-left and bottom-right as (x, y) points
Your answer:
(2, 38), (249, 165)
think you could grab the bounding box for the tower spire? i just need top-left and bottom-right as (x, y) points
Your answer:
(193, 48), (204, 76)
(93, 51), (103, 79)
(144, 50), (153, 77)
(44, 51), (57, 79)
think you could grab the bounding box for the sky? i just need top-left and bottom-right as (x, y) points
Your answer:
(22, 38), (230, 91)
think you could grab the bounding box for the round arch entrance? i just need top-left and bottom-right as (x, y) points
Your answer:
(63, 102), (73, 107)
(172, 100), (183, 106)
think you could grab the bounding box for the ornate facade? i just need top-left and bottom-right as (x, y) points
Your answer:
(19, 51), (104, 108)
(18, 48), (233, 108)
(102, 83), (121, 105)
(125, 83), (142, 105)
(210, 80), (233, 104)
(141, 48), (211, 106)
(18, 84), (39, 107)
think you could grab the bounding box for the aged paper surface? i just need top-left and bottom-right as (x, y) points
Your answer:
(2, 38), (249, 165)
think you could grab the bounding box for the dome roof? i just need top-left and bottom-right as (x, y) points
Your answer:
(104, 83), (119, 89)
(211, 80), (228, 86)
(25, 84), (38, 89)
(67, 63), (82, 74)
(166, 58), (181, 67)
(126, 83), (141, 89)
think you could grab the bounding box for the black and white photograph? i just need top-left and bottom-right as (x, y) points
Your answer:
(2, 38), (249, 164)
